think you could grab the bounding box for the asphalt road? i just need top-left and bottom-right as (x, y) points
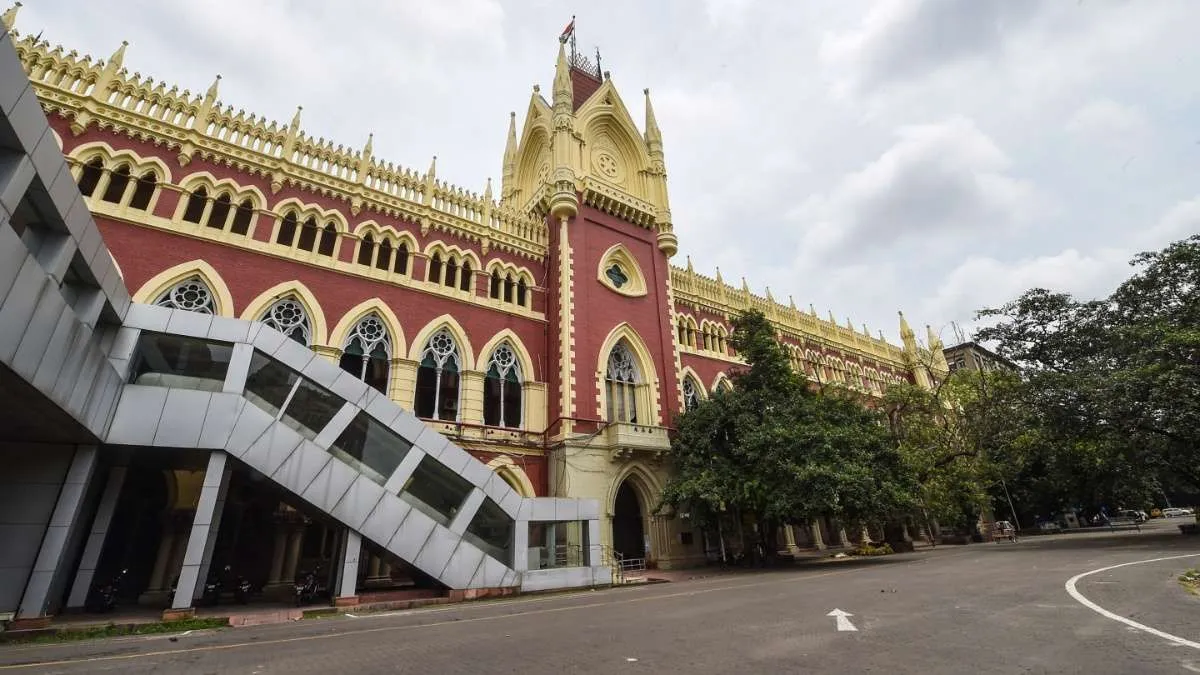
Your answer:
(3, 520), (1200, 674)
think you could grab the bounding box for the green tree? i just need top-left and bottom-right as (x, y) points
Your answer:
(661, 309), (916, 560)
(976, 235), (1200, 510)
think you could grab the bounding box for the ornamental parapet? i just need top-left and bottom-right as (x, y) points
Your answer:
(12, 31), (548, 260)
(605, 422), (671, 462)
(670, 264), (908, 367)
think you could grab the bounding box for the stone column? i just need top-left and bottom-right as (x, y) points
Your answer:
(782, 524), (801, 554)
(168, 452), (232, 615)
(283, 526), (304, 583)
(267, 529), (288, 586)
(16, 446), (99, 625)
(810, 520), (826, 551)
(67, 466), (127, 609)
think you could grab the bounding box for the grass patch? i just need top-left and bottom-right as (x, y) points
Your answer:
(848, 543), (895, 557)
(3, 617), (228, 644)
(1178, 568), (1200, 596)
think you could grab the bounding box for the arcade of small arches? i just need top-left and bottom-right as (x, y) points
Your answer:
(675, 314), (731, 357)
(66, 148), (542, 315)
(782, 343), (907, 395)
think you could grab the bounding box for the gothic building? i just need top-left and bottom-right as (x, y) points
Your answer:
(5, 5), (945, 595)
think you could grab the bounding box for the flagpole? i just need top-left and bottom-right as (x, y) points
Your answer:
(569, 15), (577, 62)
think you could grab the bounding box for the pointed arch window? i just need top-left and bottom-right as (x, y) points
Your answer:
(230, 199), (254, 235)
(297, 217), (318, 251)
(358, 233), (376, 266)
(339, 314), (391, 394)
(206, 192), (232, 229)
(101, 163), (131, 203)
(444, 257), (458, 288)
(276, 212), (298, 245)
(682, 376), (701, 412)
(77, 158), (104, 197)
(460, 261), (472, 292)
(394, 242), (409, 275)
(318, 223), (337, 256)
(605, 342), (640, 424)
(428, 253), (443, 284)
(483, 343), (523, 428)
(154, 277), (214, 314)
(128, 171), (157, 210)
(376, 239), (392, 271)
(260, 297), (311, 345)
(183, 187), (208, 223)
(517, 278), (528, 307)
(503, 275), (514, 303)
(490, 270), (501, 299)
(415, 329), (460, 421)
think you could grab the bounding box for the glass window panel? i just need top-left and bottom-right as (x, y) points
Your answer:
(527, 521), (586, 569)
(281, 377), (342, 440)
(437, 369), (460, 421)
(414, 365), (437, 418)
(129, 332), (232, 391)
(330, 411), (413, 485)
(243, 351), (299, 418)
(483, 374), (502, 427)
(464, 497), (513, 567)
(503, 379), (522, 429)
(400, 455), (474, 526)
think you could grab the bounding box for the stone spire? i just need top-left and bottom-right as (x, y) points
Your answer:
(91, 40), (129, 104)
(357, 133), (373, 182)
(926, 324), (950, 371)
(204, 74), (221, 104)
(644, 88), (663, 161)
(548, 38), (579, 220)
(898, 311), (919, 355)
(191, 74), (221, 132)
(501, 111), (517, 200)
(107, 40), (128, 72)
(2, 2), (22, 33)
(483, 177), (493, 201)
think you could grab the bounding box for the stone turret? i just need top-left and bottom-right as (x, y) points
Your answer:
(548, 38), (578, 221)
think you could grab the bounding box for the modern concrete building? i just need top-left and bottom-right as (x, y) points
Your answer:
(943, 341), (1016, 375)
(0, 27), (606, 629)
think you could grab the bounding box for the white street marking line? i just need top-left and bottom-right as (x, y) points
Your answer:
(827, 608), (858, 632)
(1064, 553), (1200, 650)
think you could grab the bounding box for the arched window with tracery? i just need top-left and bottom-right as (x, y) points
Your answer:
(682, 376), (701, 412)
(339, 314), (391, 394)
(77, 158), (104, 197)
(154, 277), (215, 314)
(444, 257), (458, 288)
(275, 212), (298, 245)
(460, 261), (472, 292)
(605, 342), (640, 424)
(428, 253), (443, 284)
(483, 342), (522, 428)
(414, 329), (460, 421)
(259, 297), (311, 345)
(297, 217), (318, 251)
(490, 270), (501, 299)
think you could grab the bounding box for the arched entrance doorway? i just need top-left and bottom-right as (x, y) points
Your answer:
(612, 480), (645, 561)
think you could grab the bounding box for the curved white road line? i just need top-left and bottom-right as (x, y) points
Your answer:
(1065, 553), (1200, 650)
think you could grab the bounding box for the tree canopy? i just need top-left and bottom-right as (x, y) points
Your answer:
(661, 309), (917, 555)
(976, 234), (1200, 513)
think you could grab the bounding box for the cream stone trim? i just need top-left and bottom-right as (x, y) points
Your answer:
(133, 259), (236, 317)
(596, 243), (648, 298)
(476, 329), (537, 381)
(606, 461), (663, 518)
(594, 322), (663, 426)
(486, 456), (537, 498)
(710, 372), (733, 393)
(422, 240), (483, 270)
(69, 143), (170, 215)
(327, 297), (408, 358)
(555, 216), (577, 428)
(406, 314), (476, 371)
(70, 141), (173, 183)
(174, 171), (268, 210)
(239, 280), (329, 346)
(679, 366), (707, 401)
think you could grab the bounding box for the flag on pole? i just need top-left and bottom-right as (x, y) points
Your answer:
(561, 17), (575, 39)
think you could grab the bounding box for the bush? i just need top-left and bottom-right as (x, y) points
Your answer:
(849, 542), (894, 557)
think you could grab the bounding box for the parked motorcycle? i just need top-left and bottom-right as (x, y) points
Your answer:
(201, 570), (222, 606)
(89, 568), (128, 612)
(294, 567), (321, 606)
(232, 568), (252, 604)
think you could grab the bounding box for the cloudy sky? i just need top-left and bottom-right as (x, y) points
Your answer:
(18, 0), (1200, 345)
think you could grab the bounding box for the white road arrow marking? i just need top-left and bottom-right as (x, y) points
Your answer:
(827, 608), (858, 632)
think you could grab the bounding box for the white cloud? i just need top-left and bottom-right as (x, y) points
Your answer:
(789, 117), (1038, 261)
(1066, 99), (1149, 148)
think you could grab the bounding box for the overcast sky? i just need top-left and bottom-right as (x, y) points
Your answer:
(19, 0), (1200, 345)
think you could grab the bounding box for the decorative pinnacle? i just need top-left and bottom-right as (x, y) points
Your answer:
(2, 2), (22, 32)
(204, 74), (221, 102)
(553, 39), (572, 107)
(363, 132), (373, 154)
(108, 40), (129, 70)
(644, 88), (662, 146)
(289, 105), (302, 129)
(483, 177), (493, 200)
(427, 155), (437, 179)
(686, 255), (693, 273)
